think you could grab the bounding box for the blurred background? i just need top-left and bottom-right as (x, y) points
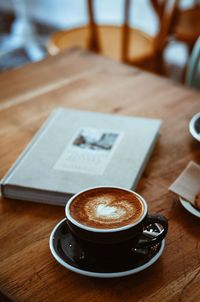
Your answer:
(0, 0), (199, 87)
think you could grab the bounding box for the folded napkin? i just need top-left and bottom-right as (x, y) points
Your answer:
(169, 161), (200, 208)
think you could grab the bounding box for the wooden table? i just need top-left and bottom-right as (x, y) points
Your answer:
(0, 48), (200, 302)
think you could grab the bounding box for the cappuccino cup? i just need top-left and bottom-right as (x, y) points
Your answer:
(65, 187), (168, 248)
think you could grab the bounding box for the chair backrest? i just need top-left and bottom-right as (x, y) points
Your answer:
(121, 0), (131, 63)
(153, 0), (179, 54)
(151, 0), (200, 21)
(86, 0), (133, 62)
(87, 0), (101, 52)
(121, 0), (179, 64)
(150, 0), (175, 22)
(186, 36), (200, 89)
(86, 0), (179, 66)
(151, 0), (200, 50)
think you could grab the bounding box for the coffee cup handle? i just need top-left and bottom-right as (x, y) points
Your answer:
(138, 214), (168, 247)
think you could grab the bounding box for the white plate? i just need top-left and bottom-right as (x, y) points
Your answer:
(49, 218), (165, 278)
(179, 197), (200, 218)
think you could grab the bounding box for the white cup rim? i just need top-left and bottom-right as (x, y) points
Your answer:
(65, 186), (148, 233)
(189, 112), (200, 142)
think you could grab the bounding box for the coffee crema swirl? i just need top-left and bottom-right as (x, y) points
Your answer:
(69, 188), (144, 229)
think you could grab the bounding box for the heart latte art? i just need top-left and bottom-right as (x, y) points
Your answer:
(69, 188), (144, 229)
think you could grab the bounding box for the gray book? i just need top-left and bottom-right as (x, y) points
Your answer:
(1, 108), (161, 206)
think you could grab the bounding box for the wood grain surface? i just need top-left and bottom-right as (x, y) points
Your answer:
(0, 48), (200, 302)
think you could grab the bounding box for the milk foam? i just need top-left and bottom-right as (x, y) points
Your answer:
(70, 188), (144, 229)
(96, 204), (126, 219)
(85, 195), (136, 225)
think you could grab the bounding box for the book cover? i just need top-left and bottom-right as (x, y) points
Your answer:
(1, 108), (161, 206)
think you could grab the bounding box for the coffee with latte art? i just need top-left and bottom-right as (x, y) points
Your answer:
(69, 188), (144, 229)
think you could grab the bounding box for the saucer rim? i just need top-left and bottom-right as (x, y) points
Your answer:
(189, 112), (200, 142)
(179, 197), (200, 218)
(49, 218), (165, 278)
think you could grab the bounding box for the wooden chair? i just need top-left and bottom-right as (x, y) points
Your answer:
(151, 0), (200, 51)
(48, 0), (153, 64)
(121, 0), (178, 73)
(47, 0), (177, 74)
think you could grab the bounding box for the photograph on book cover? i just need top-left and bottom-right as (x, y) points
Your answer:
(54, 127), (123, 175)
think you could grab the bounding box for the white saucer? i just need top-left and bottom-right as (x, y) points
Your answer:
(179, 197), (200, 218)
(49, 219), (165, 278)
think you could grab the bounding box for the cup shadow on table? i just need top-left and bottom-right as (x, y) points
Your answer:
(64, 258), (165, 299)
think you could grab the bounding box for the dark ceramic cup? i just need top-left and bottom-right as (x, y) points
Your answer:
(65, 187), (168, 249)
